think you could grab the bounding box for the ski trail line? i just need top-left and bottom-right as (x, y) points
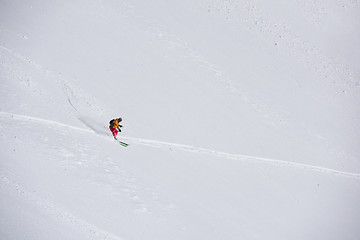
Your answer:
(0, 45), (45, 71)
(1, 111), (360, 179)
(123, 137), (360, 179)
(0, 173), (124, 240)
(0, 111), (94, 133)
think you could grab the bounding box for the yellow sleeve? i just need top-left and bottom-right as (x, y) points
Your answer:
(114, 120), (119, 128)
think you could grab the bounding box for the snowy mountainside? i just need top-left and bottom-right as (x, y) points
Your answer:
(1, 0), (360, 239)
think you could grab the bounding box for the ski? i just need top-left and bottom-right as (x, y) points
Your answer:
(116, 139), (129, 147)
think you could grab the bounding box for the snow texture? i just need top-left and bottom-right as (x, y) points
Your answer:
(1, 0), (360, 239)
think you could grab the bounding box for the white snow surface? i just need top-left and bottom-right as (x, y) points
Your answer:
(1, 0), (360, 239)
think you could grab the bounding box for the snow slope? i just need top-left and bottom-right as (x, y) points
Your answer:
(1, 0), (360, 239)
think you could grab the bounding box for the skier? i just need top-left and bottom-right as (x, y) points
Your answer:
(109, 117), (123, 140)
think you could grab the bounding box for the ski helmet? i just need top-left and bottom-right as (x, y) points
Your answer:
(118, 117), (122, 122)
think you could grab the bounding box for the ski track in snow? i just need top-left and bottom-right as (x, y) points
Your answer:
(0, 173), (123, 240)
(123, 137), (360, 179)
(1, 111), (360, 180)
(0, 112), (94, 133)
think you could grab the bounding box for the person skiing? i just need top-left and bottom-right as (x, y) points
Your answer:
(109, 117), (123, 140)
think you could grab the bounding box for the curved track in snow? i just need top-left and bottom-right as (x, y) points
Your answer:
(122, 137), (360, 179)
(1, 111), (359, 179)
